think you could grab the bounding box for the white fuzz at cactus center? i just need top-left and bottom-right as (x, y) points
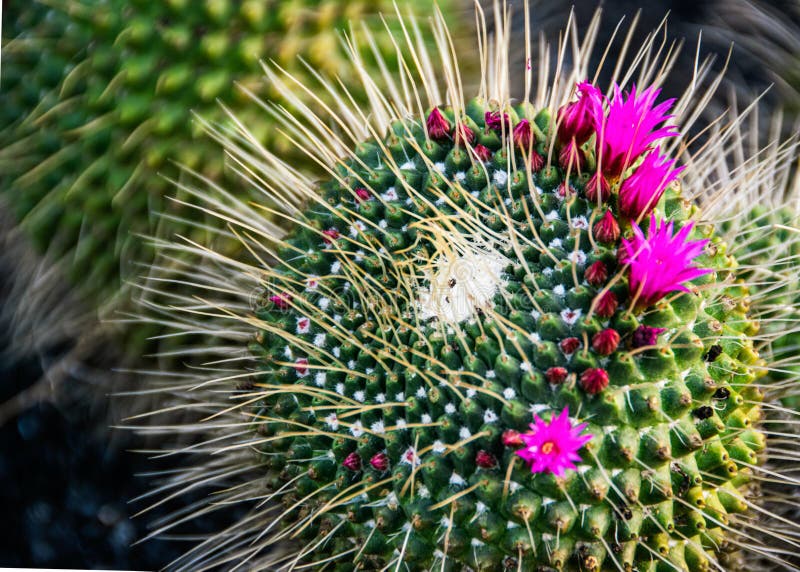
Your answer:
(129, 2), (800, 571)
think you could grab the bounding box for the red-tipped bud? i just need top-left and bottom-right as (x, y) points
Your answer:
(322, 228), (340, 244)
(269, 292), (292, 309)
(343, 452), (362, 471)
(476, 450), (497, 468)
(354, 188), (371, 203)
(369, 452), (389, 471)
(293, 358), (309, 376)
(559, 337), (581, 355)
(593, 210), (620, 244)
(631, 325), (666, 348)
(557, 182), (577, 201)
(502, 429), (523, 447)
(595, 290), (619, 318)
(592, 328), (620, 355)
(557, 81), (603, 145)
(545, 366), (569, 385)
(529, 150), (544, 172)
(580, 368), (609, 394)
(584, 261), (608, 286)
(485, 110), (511, 131)
(454, 123), (476, 146)
(426, 108), (451, 140)
(558, 139), (585, 172)
(473, 144), (493, 162)
(513, 119), (534, 149)
(585, 173), (611, 203)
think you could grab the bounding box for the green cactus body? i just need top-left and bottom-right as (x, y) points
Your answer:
(0, 0), (455, 305)
(236, 101), (765, 570)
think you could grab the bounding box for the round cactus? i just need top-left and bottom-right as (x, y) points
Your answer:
(134, 5), (800, 571)
(0, 0), (456, 306)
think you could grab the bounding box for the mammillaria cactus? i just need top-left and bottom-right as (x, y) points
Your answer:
(134, 4), (800, 570)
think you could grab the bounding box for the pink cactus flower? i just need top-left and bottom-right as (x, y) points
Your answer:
(426, 108), (451, 140)
(557, 81), (603, 145)
(622, 215), (711, 309)
(618, 148), (684, 220)
(595, 84), (679, 178)
(516, 408), (593, 477)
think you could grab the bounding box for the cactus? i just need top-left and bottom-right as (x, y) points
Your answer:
(0, 0), (456, 308)
(134, 4), (800, 571)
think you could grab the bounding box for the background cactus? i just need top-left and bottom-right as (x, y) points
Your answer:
(132, 5), (800, 570)
(0, 0), (459, 313)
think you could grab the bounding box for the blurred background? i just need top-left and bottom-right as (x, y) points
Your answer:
(1, 0), (799, 568)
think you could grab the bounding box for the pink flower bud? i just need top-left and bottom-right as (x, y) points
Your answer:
(476, 450), (497, 468)
(485, 110), (511, 131)
(529, 150), (544, 172)
(454, 123), (475, 146)
(580, 368), (609, 394)
(343, 452), (362, 471)
(593, 211), (620, 244)
(513, 119), (534, 149)
(269, 292), (292, 309)
(631, 325), (666, 348)
(557, 81), (603, 145)
(595, 290), (619, 318)
(592, 328), (620, 355)
(473, 144), (492, 162)
(585, 173), (610, 203)
(322, 228), (340, 244)
(426, 108), (451, 140)
(584, 261), (608, 287)
(558, 139), (585, 172)
(369, 452), (389, 471)
(354, 188), (372, 203)
(545, 367), (568, 385)
(502, 429), (523, 447)
(559, 337), (581, 355)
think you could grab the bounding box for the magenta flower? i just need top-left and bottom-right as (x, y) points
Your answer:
(595, 84), (679, 178)
(618, 148), (684, 220)
(557, 81), (603, 145)
(515, 408), (593, 477)
(622, 215), (712, 309)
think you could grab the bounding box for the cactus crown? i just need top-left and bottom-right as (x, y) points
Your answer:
(135, 3), (800, 571)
